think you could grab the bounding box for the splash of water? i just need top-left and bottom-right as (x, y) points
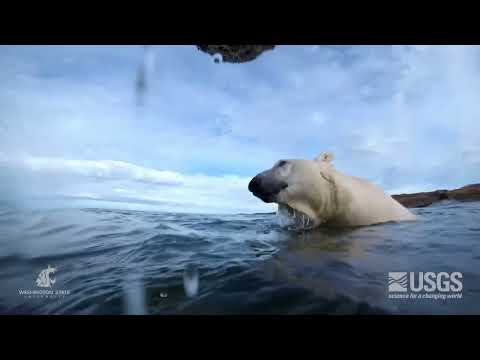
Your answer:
(277, 204), (314, 231)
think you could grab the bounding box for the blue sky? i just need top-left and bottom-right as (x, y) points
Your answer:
(0, 45), (479, 213)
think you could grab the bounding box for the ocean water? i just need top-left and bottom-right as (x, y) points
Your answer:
(0, 200), (479, 315)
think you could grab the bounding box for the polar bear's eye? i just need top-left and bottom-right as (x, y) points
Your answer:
(277, 160), (287, 167)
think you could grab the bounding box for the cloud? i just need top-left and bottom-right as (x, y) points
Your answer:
(0, 153), (273, 213)
(19, 156), (183, 186)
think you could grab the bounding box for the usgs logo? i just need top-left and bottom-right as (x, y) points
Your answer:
(388, 272), (463, 293)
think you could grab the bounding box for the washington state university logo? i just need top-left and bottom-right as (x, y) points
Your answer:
(36, 265), (57, 288)
(388, 272), (408, 292)
(17, 265), (70, 299)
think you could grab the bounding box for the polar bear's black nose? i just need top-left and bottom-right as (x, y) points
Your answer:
(249, 174), (288, 203)
(248, 176), (261, 194)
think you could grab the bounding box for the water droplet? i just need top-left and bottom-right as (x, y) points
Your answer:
(123, 271), (147, 315)
(135, 45), (156, 107)
(183, 264), (199, 298)
(213, 53), (223, 64)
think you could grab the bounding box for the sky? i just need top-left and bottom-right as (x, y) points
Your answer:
(0, 45), (479, 213)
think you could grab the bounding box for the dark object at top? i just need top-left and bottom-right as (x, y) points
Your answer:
(392, 184), (480, 208)
(197, 45), (275, 63)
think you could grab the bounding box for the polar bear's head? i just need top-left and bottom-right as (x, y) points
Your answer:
(248, 152), (337, 223)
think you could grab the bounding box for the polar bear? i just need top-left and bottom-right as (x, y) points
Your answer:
(248, 152), (415, 228)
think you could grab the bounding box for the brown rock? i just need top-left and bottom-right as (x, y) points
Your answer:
(448, 184), (480, 201)
(196, 45), (275, 63)
(392, 184), (480, 208)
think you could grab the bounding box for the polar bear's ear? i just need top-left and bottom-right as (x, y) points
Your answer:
(314, 152), (334, 163)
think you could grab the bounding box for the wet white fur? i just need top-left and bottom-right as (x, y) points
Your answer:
(273, 152), (416, 227)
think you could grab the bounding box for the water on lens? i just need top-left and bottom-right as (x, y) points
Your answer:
(212, 53), (223, 64)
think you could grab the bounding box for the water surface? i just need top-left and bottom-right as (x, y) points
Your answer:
(1, 200), (479, 315)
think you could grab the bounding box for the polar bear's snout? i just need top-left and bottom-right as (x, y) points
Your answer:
(248, 170), (288, 203)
